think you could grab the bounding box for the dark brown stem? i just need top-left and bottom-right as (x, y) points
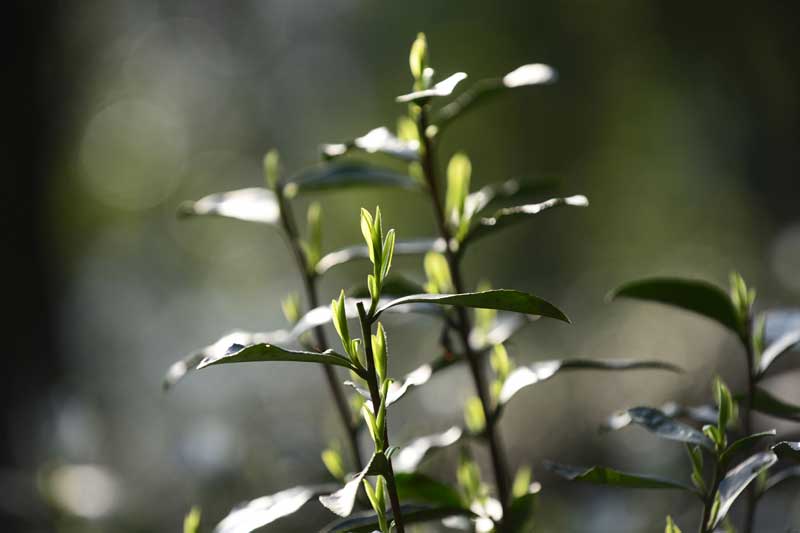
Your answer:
(741, 315), (756, 533)
(356, 302), (405, 533)
(699, 461), (721, 533)
(276, 187), (364, 472)
(417, 107), (511, 518)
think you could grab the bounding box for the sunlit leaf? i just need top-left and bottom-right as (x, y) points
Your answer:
(395, 472), (464, 508)
(184, 506), (201, 533)
(349, 276), (427, 299)
(317, 239), (444, 275)
(435, 63), (558, 130)
(285, 163), (421, 194)
(319, 453), (388, 517)
(711, 451), (778, 529)
(610, 277), (742, 337)
(664, 515), (682, 533)
(393, 427), (465, 475)
(375, 290), (570, 323)
(660, 402), (719, 425)
(601, 407), (714, 450)
(178, 188), (280, 225)
(721, 430), (777, 465)
(464, 178), (558, 219)
(164, 330), (291, 390)
(469, 312), (535, 351)
(321, 504), (474, 533)
(505, 492), (539, 533)
(464, 195), (588, 244)
(544, 461), (696, 492)
(321, 127), (420, 162)
(772, 441), (800, 463)
(396, 72), (468, 103)
(214, 485), (336, 533)
(499, 359), (682, 407)
(757, 329), (800, 377)
(750, 387), (800, 422)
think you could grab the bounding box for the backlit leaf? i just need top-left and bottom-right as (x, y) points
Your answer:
(395, 472), (464, 508)
(196, 343), (361, 376)
(545, 462), (695, 492)
(757, 329), (800, 377)
(396, 72), (468, 103)
(711, 452), (778, 529)
(286, 163), (421, 194)
(178, 188), (280, 225)
(319, 453), (388, 517)
(721, 430), (777, 465)
(321, 127), (419, 162)
(214, 485), (336, 533)
(394, 426), (464, 473)
(316, 238), (445, 275)
(601, 407), (714, 450)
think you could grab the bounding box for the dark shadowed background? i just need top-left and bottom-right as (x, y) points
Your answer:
(6, 1), (799, 531)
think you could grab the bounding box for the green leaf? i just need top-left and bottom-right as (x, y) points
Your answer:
(183, 506), (201, 533)
(711, 451), (778, 529)
(771, 441), (800, 463)
(322, 448), (347, 482)
(164, 329), (291, 390)
(545, 461), (696, 492)
(610, 277), (742, 337)
(393, 426), (463, 473)
(395, 472), (464, 508)
(511, 466), (533, 499)
(316, 238), (445, 275)
(285, 163), (421, 194)
(602, 406), (714, 451)
(178, 188), (280, 225)
(664, 515), (683, 533)
(445, 152), (472, 232)
(464, 195), (588, 244)
(321, 504), (474, 533)
(714, 377), (735, 432)
(319, 453), (388, 517)
(423, 252), (454, 294)
(505, 492), (539, 533)
(408, 33), (428, 81)
(375, 289), (570, 322)
(321, 126), (420, 162)
(464, 177), (558, 219)
(196, 343), (361, 375)
(463, 396), (486, 434)
(499, 359), (682, 407)
(350, 275), (427, 299)
(396, 72), (468, 104)
(750, 386), (800, 422)
(721, 430), (777, 465)
(263, 149), (280, 189)
(215, 485), (337, 533)
(757, 329), (800, 378)
(660, 402), (719, 425)
(470, 312), (534, 351)
(434, 63), (558, 131)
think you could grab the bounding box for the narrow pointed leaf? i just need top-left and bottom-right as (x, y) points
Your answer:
(610, 278), (742, 337)
(195, 343), (361, 375)
(772, 441), (800, 463)
(164, 329), (291, 389)
(214, 485), (336, 533)
(396, 72), (468, 103)
(316, 238), (445, 275)
(394, 426), (464, 473)
(750, 387), (800, 422)
(465, 195), (588, 243)
(499, 359), (682, 407)
(178, 188), (280, 224)
(464, 178), (558, 219)
(712, 451), (778, 529)
(660, 402), (719, 425)
(321, 126), (419, 162)
(286, 163), (421, 194)
(395, 472), (464, 508)
(757, 329), (800, 377)
(545, 461), (695, 492)
(721, 430), (777, 465)
(321, 504), (474, 533)
(601, 407), (714, 450)
(435, 64), (557, 130)
(375, 290), (570, 323)
(319, 454), (388, 517)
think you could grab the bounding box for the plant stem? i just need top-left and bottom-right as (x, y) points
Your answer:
(276, 187), (364, 472)
(699, 460), (721, 533)
(741, 315), (756, 533)
(416, 107), (512, 518)
(356, 302), (405, 533)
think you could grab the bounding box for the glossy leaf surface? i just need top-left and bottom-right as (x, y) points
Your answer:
(394, 426), (464, 473)
(750, 387), (800, 422)
(319, 454), (387, 517)
(286, 163), (421, 193)
(394, 472), (463, 508)
(772, 441), (800, 463)
(721, 430), (777, 464)
(545, 462), (695, 491)
(164, 329), (291, 389)
(178, 188), (280, 225)
(321, 127), (419, 162)
(321, 504), (473, 533)
(396, 72), (468, 103)
(214, 485), (336, 533)
(757, 329), (800, 377)
(375, 289), (570, 322)
(197, 343), (360, 376)
(712, 451), (778, 529)
(499, 359), (681, 406)
(464, 178), (558, 218)
(610, 278), (742, 336)
(465, 195), (588, 243)
(602, 407), (714, 450)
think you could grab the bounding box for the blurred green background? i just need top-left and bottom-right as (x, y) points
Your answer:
(6, 1), (800, 531)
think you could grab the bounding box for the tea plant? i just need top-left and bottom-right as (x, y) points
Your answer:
(548, 274), (800, 532)
(161, 33), (797, 532)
